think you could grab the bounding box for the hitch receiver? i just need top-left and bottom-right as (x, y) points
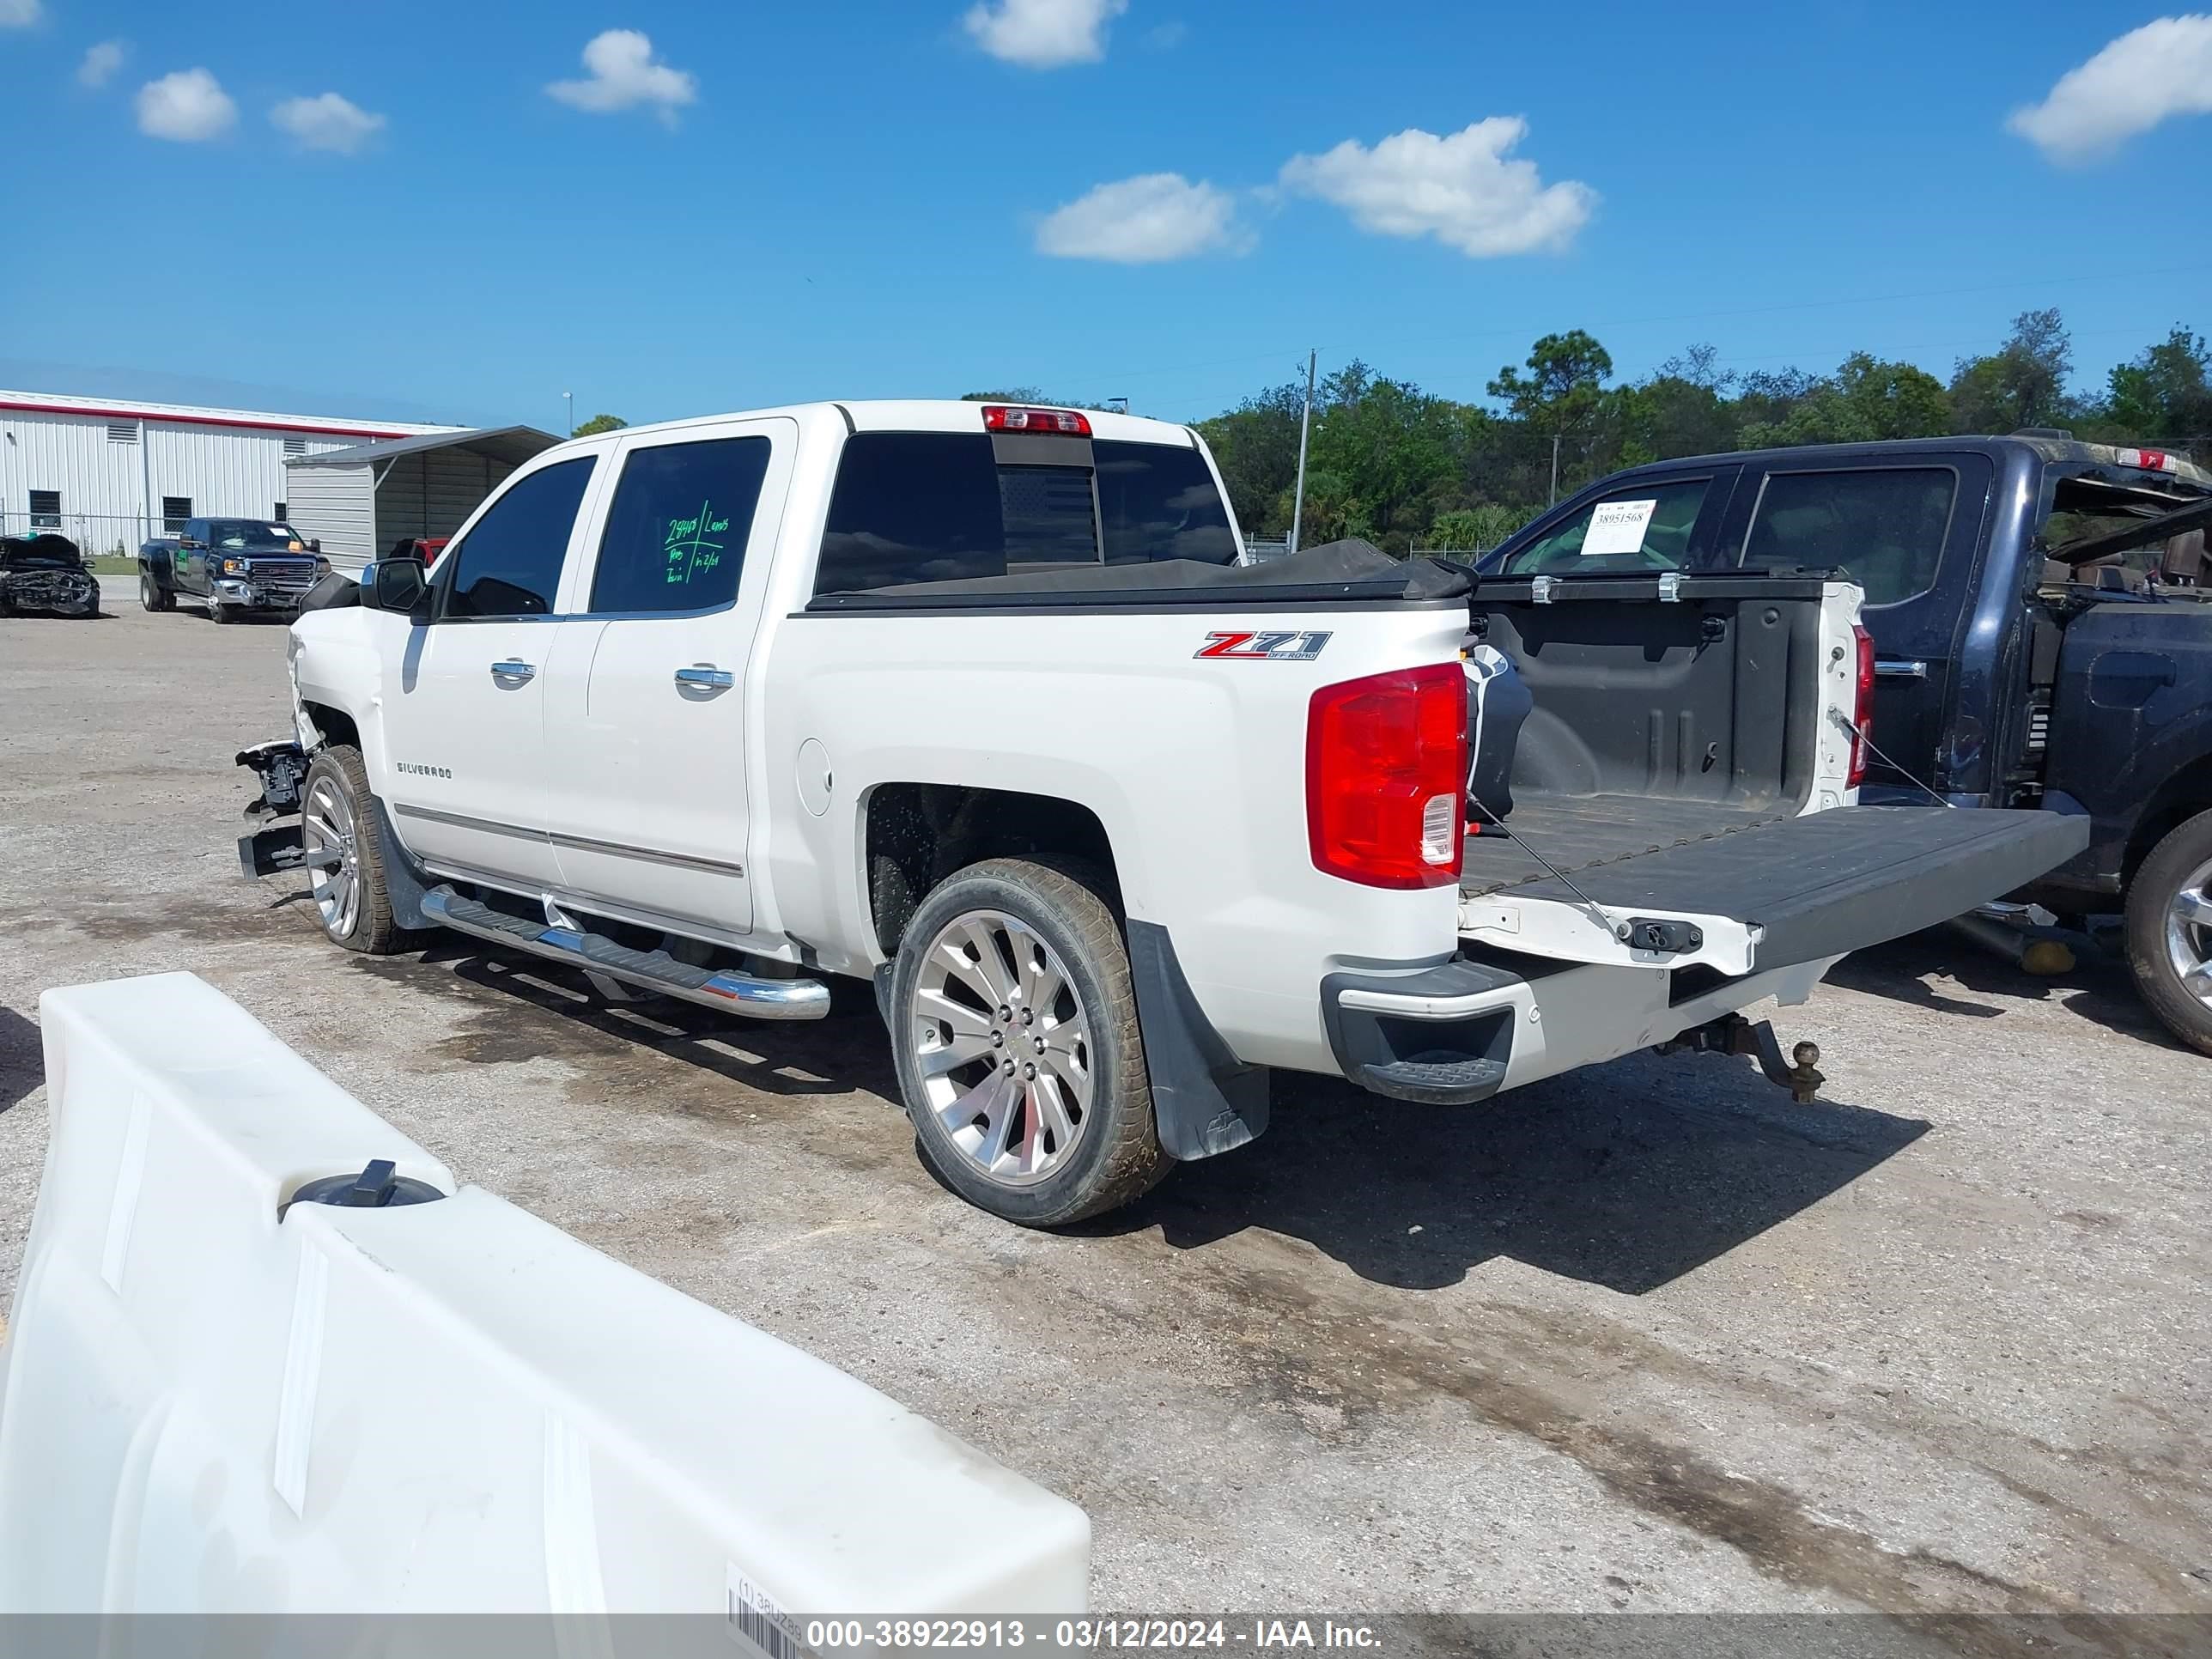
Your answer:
(1656, 1013), (1826, 1103)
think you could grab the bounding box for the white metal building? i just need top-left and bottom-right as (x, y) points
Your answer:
(283, 426), (562, 573)
(0, 389), (459, 557)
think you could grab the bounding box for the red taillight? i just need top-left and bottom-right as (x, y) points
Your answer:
(1307, 663), (1468, 890)
(2118, 447), (2174, 473)
(1848, 623), (1876, 790)
(981, 404), (1091, 436)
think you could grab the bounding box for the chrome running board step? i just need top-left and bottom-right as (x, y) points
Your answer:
(420, 886), (830, 1021)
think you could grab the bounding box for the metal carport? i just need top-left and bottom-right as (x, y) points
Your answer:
(283, 425), (559, 573)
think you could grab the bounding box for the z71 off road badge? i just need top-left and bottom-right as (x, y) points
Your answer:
(1194, 629), (1333, 660)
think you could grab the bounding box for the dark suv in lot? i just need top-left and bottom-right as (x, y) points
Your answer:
(1486, 434), (2212, 1054)
(140, 517), (329, 623)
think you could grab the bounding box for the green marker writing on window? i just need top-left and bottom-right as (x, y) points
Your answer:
(664, 499), (732, 584)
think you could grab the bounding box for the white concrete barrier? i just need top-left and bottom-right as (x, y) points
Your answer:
(0, 972), (1088, 1617)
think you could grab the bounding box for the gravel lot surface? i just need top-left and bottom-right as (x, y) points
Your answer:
(3, 591), (2208, 1629)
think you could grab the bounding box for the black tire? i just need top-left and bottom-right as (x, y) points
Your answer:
(889, 857), (1170, 1226)
(299, 745), (415, 955)
(2124, 807), (2212, 1058)
(210, 599), (237, 623)
(139, 570), (173, 612)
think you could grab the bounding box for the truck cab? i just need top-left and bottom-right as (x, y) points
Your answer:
(1488, 435), (2212, 1053)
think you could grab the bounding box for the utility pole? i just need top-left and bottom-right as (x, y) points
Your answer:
(1289, 348), (1316, 555)
(1549, 431), (1561, 506)
(563, 391), (574, 437)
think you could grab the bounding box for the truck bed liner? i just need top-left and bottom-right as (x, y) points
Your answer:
(1462, 803), (2089, 971)
(1462, 795), (1798, 897)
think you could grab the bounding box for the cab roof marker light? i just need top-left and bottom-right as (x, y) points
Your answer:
(981, 405), (1092, 437)
(2118, 447), (2176, 473)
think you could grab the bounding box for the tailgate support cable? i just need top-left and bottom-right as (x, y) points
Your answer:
(1826, 711), (1958, 808)
(1467, 787), (1626, 943)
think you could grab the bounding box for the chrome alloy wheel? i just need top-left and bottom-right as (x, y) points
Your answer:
(909, 909), (1094, 1188)
(2167, 857), (2212, 1011)
(301, 773), (362, 940)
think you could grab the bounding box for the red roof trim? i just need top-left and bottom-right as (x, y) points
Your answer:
(0, 397), (418, 441)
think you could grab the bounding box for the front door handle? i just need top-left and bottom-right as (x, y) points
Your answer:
(490, 659), (536, 684)
(674, 665), (735, 690)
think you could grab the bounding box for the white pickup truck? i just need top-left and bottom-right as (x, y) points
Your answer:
(241, 399), (2087, 1226)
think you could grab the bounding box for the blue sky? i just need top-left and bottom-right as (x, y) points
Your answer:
(5, 0), (2210, 429)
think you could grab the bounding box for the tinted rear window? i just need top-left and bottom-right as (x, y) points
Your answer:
(999, 465), (1099, 565)
(817, 434), (1004, 594)
(815, 432), (1234, 594)
(1096, 441), (1237, 565)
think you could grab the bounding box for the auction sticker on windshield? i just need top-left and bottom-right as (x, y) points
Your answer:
(1583, 498), (1658, 556)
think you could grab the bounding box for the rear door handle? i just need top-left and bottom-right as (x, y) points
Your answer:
(490, 659), (536, 684)
(674, 665), (735, 690)
(1875, 659), (1927, 680)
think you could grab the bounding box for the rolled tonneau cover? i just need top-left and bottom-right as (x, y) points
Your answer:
(807, 538), (1474, 610)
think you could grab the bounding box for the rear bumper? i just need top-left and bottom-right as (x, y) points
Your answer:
(1321, 959), (1520, 1104)
(1322, 951), (1844, 1107)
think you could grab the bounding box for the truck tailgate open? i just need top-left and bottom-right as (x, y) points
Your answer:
(1462, 804), (2090, 971)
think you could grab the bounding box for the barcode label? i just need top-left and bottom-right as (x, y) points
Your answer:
(726, 1564), (802, 1659)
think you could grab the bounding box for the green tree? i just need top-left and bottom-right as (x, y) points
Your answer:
(1307, 374), (1461, 548)
(1428, 502), (1534, 551)
(1488, 331), (1614, 499)
(1949, 307), (2074, 433)
(571, 412), (629, 437)
(1194, 377), (1309, 538)
(1741, 353), (1951, 447)
(2103, 326), (2212, 455)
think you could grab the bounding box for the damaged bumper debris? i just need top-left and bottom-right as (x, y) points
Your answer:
(234, 742), (313, 878)
(0, 568), (99, 616)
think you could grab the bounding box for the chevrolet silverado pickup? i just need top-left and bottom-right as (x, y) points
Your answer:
(1487, 434), (2212, 1054)
(237, 401), (2086, 1226)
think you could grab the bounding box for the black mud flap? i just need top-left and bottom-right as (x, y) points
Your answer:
(1491, 805), (2091, 971)
(1125, 920), (1270, 1160)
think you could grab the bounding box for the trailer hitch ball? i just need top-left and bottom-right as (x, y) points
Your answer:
(1655, 1015), (1826, 1103)
(1786, 1041), (1825, 1105)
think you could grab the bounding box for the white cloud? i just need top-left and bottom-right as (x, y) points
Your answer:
(963, 0), (1125, 68)
(0, 0), (41, 28)
(77, 40), (125, 88)
(1035, 173), (1244, 263)
(1279, 117), (1595, 258)
(547, 28), (696, 121)
(136, 69), (238, 143)
(272, 92), (386, 154)
(2007, 15), (2212, 162)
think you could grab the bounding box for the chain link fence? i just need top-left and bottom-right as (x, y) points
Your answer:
(0, 509), (156, 567)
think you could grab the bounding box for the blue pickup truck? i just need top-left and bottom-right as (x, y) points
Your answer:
(139, 516), (330, 623)
(1486, 434), (2212, 1055)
